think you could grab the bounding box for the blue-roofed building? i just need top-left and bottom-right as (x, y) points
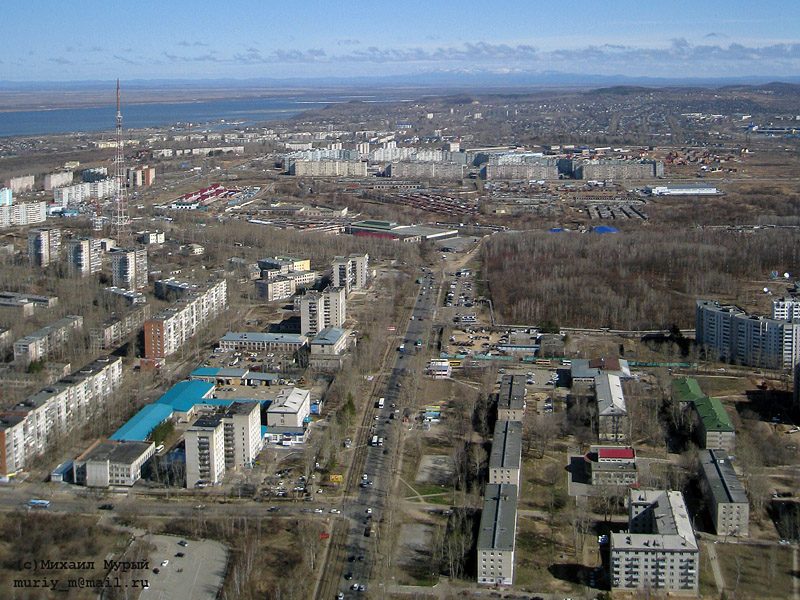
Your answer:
(155, 380), (224, 420)
(110, 403), (175, 442)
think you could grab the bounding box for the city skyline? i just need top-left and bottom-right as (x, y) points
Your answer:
(1, 1), (799, 82)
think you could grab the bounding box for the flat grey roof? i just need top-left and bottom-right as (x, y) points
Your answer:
(612, 490), (698, 552)
(221, 332), (308, 344)
(226, 401), (260, 416)
(312, 328), (347, 345)
(699, 449), (748, 505)
(78, 439), (153, 465)
(489, 420), (522, 471)
(477, 483), (518, 551)
(498, 374), (525, 412)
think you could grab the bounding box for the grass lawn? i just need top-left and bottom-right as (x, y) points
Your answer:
(715, 542), (793, 599)
(514, 515), (583, 596)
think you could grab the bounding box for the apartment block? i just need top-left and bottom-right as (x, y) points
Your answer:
(698, 450), (749, 537)
(53, 179), (120, 206)
(185, 416), (226, 487)
(488, 420), (522, 488)
(44, 171), (73, 190)
(105, 286), (146, 305)
(596, 373), (629, 442)
(773, 297), (800, 321)
(73, 439), (154, 487)
(287, 159), (367, 177)
(126, 165), (156, 187)
(0, 356), (123, 476)
(387, 161), (466, 180)
(3, 175), (34, 194)
(309, 327), (349, 370)
(484, 163), (559, 180)
(696, 299), (800, 369)
(65, 237), (102, 276)
(89, 305), (151, 351)
(497, 374), (526, 421)
(300, 287), (346, 336)
(0, 201), (47, 228)
(332, 253), (369, 293)
(0, 187), (12, 206)
(221, 401), (262, 469)
(28, 228), (61, 267)
(13, 316), (83, 364)
(611, 490), (699, 596)
(144, 279), (227, 359)
(111, 248), (148, 291)
(477, 483), (518, 586)
(82, 167), (108, 182)
(254, 275), (296, 301)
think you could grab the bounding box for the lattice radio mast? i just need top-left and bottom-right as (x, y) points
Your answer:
(112, 79), (131, 244)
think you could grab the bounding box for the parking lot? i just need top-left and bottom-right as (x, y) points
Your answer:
(140, 535), (228, 600)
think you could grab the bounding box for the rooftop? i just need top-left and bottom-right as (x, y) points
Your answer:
(699, 449), (748, 505)
(477, 483), (518, 551)
(77, 439), (153, 464)
(220, 332), (308, 344)
(498, 374), (525, 412)
(613, 490), (698, 552)
(268, 387), (311, 413)
(596, 373), (627, 416)
(155, 380), (216, 413)
(110, 403), (174, 442)
(571, 357), (631, 380)
(489, 420), (522, 471)
(311, 328), (347, 345)
(674, 379), (734, 432)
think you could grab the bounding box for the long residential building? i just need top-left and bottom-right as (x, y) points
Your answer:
(254, 275), (296, 302)
(13, 316), (83, 364)
(698, 449), (749, 537)
(4, 175), (34, 193)
(0, 201), (47, 228)
(44, 171), (73, 190)
(611, 489), (699, 595)
(673, 378), (736, 453)
(387, 161), (466, 180)
(90, 305), (151, 351)
(596, 373), (628, 442)
(477, 483), (518, 586)
(488, 420), (522, 488)
(219, 332), (308, 353)
(287, 159), (367, 177)
(773, 297), (800, 321)
(144, 279), (227, 359)
(53, 179), (119, 206)
(696, 299), (800, 369)
(497, 374), (526, 421)
(0, 355), (123, 476)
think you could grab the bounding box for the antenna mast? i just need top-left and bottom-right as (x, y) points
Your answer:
(112, 79), (131, 244)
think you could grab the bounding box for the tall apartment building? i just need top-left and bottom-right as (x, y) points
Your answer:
(3, 176), (34, 194)
(773, 297), (800, 321)
(0, 355), (123, 475)
(0, 201), (47, 228)
(82, 167), (108, 182)
(497, 374), (526, 421)
(111, 248), (149, 291)
(332, 253), (369, 293)
(477, 483), (518, 586)
(300, 287), (346, 336)
(698, 450), (749, 537)
(44, 171), (73, 190)
(0, 187), (12, 206)
(488, 420), (522, 488)
(90, 305), (151, 351)
(144, 279), (227, 359)
(696, 299), (800, 369)
(484, 163), (559, 180)
(185, 416), (226, 487)
(126, 165), (156, 187)
(13, 316), (83, 364)
(611, 490), (699, 595)
(221, 401), (262, 469)
(387, 161), (466, 180)
(287, 159), (367, 177)
(53, 179), (120, 206)
(65, 237), (102, 276)
(28, 228), (62, 267)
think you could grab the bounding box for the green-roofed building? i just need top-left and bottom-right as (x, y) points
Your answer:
(674, 377), (735, 453)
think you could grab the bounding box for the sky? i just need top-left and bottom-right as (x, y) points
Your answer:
(1, 1), (799, 82)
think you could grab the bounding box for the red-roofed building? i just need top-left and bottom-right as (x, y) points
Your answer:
(598, 447), (635, 461)
(586, 445), (638, 487)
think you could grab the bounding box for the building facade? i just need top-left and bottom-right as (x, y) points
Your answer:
(185, 416), (226, 487)
(477, 483), (518, 586)
(111, 248), (149, 291)
(698, 449), (749, 537)
(13, 316), (83, 364)
(497, 374), (526, 421)
(488, 420), (522, 488)
(73, 439), (154, 487)
(28, 228), (61, 267)
(65, 237), (102, 276)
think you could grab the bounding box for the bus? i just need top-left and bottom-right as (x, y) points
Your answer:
(377, 398), (385, 409)
(28, 499), (50, 509)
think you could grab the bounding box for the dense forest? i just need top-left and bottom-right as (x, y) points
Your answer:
(482, 228), (800, 330)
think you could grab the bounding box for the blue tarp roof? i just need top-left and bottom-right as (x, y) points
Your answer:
(592, 226), (619, 234)
(110, 403), (174, 442)
(549, 228), (565, 232)
(155, 381), (215, 412)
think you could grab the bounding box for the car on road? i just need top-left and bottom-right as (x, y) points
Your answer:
(99, 503), (114, 510)
(359, 584), (366, 592)
(330, 508), (340, 514)
(366, 508), (372, 514)
(337, 593), (344, 600)
(152, 568), (160, 574)
(351, 583), (359, 590)
(161, 560), (169, 567)
(344, 572), (353, 580)
(175, 552), (185, 557)
(314, 508), (324, 514)
(178, 540), (188, 546)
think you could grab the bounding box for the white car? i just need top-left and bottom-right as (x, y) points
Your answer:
(161, 560), (169, 567)
(366, 508), (372, 514)
(330, 508), (340, 514)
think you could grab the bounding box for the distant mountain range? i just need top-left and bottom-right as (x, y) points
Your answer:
(1, 69), (799, 91)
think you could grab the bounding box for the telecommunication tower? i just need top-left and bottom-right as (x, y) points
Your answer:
(112, 79), (131, 244)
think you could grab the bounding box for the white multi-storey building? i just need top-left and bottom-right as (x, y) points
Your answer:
(185, 416), (226, 487)
(144, 280), (227, 359)
(221, 401), (262, 469)
(696, 299), (800, 369)
(773, 297), (800, 321)
(611, 490), (699, 595)
(3, 176), (34, 194)
(477, 483), (518, 585)
(73, 439), (154, 487)
(254, 276), (296, 302)
(267, 388), (310, 429)
(0, 356), (123, 475)
(65, 237), (102, 276)
(300, 287), (346, 336)
(0, 201), (47, 228)
(488, 421), (522, 488)
(332, 253), (369, 293)
(44, 171), (73, 190)
(111, 248), (148, 291)
(13, 316), (83, 364)
(28, 228), (61, 267)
